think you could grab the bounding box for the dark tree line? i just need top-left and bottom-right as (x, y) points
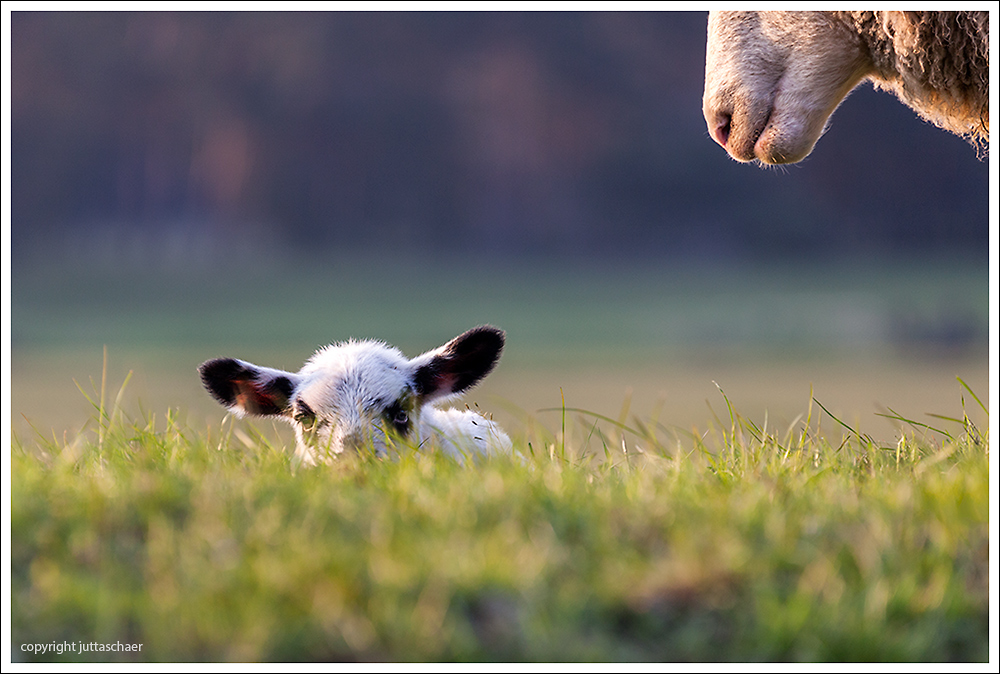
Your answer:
(11, 11), (988, 262)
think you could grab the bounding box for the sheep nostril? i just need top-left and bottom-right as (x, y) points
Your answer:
(712, 113), (731, 147)
(342, 430), (365, 451)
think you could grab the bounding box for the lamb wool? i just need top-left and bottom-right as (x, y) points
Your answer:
(199, 326), (511, 465)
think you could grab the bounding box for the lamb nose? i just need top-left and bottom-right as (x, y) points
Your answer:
(343, 429), (365, 451)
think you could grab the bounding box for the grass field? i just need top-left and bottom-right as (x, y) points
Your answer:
(10, 368), (990, 662)
(9, 252), (993, 662)
(11, 251), (990, 440)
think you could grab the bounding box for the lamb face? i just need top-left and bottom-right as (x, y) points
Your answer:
(199, 326), (509, 464)
(289, 341), (420, 460)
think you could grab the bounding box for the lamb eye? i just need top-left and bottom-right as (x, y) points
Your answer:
(294, 400), (317, 429)
(383, 402), (411, 434)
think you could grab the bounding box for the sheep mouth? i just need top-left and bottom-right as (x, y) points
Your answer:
(751, 72), (838, 164)
(749, 71), (806, 164)
(721, 105), (773, 163)
(753, 112), (789, 164)
(751, 110), (774, 154)
(752, 76), (794, 164)
(753, 97), (825, 165)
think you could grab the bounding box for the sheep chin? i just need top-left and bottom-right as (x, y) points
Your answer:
(753, 120), (818, 165)
(751, 85), (837, 165)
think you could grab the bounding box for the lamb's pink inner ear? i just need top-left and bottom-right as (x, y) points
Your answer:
(199, 358), (294, 417)
(413, 326), (504, 400)
(231, 377), (291, 416)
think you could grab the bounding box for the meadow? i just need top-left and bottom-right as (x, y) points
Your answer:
(10, 370), (990, 662)
(11, 251), (990, 440)
(10, 253), (991, 662)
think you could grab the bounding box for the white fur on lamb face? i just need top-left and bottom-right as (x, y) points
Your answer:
(292, 340), (421, 461)
(199, 325), (509, 465)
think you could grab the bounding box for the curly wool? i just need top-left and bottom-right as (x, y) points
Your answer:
(846, 11), (988, 148)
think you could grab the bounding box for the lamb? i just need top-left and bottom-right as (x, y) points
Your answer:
(199, 325), (512, 465)
(703, 11), (989, 164)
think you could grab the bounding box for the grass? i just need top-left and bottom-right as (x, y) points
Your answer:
(10, 366), (990, 663)
(12, 253), (990, 445)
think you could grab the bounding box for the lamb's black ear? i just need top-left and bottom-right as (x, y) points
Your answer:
(412, 326), (505, 401)
(198, 358), (297, 417)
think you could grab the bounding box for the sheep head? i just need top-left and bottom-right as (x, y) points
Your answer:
(703, 11), (989, 164)
(703, 11), (871, 164)
(199, 326), (508, 464)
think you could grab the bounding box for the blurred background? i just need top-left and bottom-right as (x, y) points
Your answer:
(9, 11), (990, 444)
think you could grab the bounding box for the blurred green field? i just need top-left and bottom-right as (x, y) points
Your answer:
(11, 252), (989, 446)
(11, 375), (990, 662)
(10, 252), (991, 663)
